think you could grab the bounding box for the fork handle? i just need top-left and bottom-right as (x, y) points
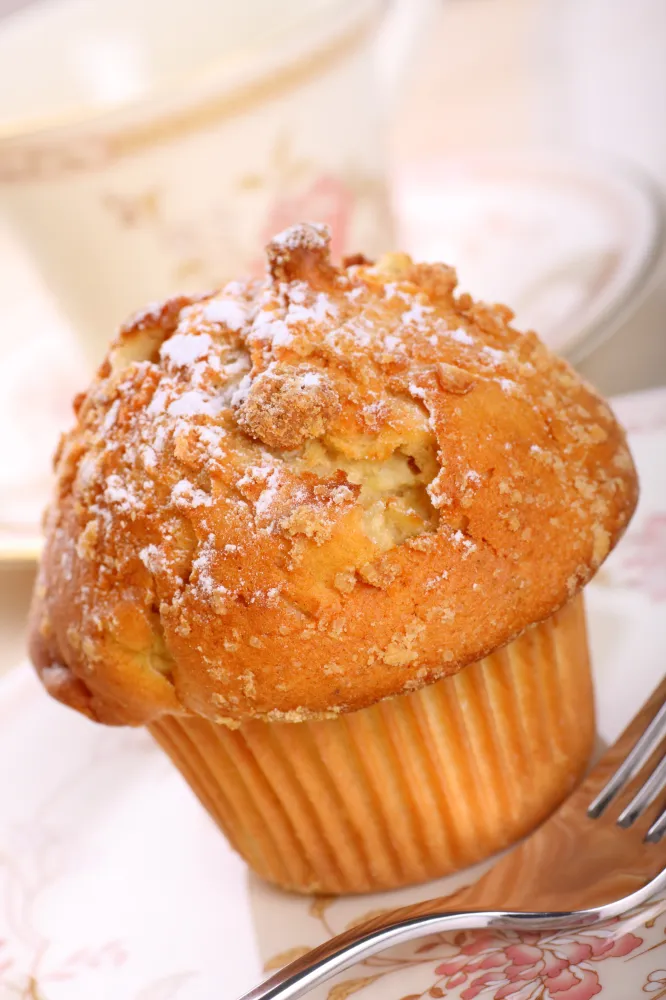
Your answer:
(238, 909), (488, 1000)
(236, 904), (603, 1000)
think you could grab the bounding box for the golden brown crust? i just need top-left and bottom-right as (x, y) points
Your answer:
(29, 223), (638, 726)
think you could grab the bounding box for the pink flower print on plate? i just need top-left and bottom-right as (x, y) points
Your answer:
(434, 926), (642, 1000)
(615, 513), (666, 602)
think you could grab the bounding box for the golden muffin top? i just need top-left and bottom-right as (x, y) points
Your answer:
(30, 223), (637, 726)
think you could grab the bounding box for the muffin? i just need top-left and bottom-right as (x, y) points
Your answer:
(30, 222), (638, 894)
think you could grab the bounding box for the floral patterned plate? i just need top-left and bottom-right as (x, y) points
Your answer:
(1, 387), (665, 1000)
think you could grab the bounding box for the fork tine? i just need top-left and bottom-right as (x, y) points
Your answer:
(645, 805), (666, 843)
(588, 699), (666, 819)
(617, 752), (666, 827)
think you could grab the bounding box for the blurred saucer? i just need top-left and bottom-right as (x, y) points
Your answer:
(0, 225), (86, 564)
(395, 150), (664, 360)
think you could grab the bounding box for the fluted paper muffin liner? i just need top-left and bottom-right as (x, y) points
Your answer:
(149, 594), (593, 894)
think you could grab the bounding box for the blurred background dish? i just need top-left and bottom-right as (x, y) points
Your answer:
(0, 0), (436, 362)
(537, 0), (666, 189)
(396, 151), (664, 363)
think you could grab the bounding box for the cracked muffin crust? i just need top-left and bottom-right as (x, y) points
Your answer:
(30, 222), (638, 727)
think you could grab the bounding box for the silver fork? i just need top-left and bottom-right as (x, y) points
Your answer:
(238, 676), (666, 1000)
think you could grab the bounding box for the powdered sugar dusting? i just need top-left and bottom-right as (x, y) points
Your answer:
(449, 328), (474, 345)
(269, 222), (330, 253)
(251, 311), (292, 348)
(139, 543), (165, 574)
(41, 663), (72, 685)
(167, 390), (222, 418)
(408, 382), (427, 400)
(103, 474), (146, 515)
(482, 344), (505, 364)
(102, 399), (120, 432)
(229, 373), (252, 408)
(383, 334), (405, 354)
(402, 301), (433, 327)
(160, 332), (212, 367)
(287, 291), (336, 326)
(191, 532), (222, 596)
(171, 479), (211, 509)
(147, 388), (168, 416)
(452, 529), (477, 557)
(201, 299), (246, 330)
(255, 467), (281, 520)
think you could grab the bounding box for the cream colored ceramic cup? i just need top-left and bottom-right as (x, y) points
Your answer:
(0, 0), (434, 363)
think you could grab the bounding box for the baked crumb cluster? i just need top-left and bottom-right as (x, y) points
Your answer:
(30, 223), (637, 726)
